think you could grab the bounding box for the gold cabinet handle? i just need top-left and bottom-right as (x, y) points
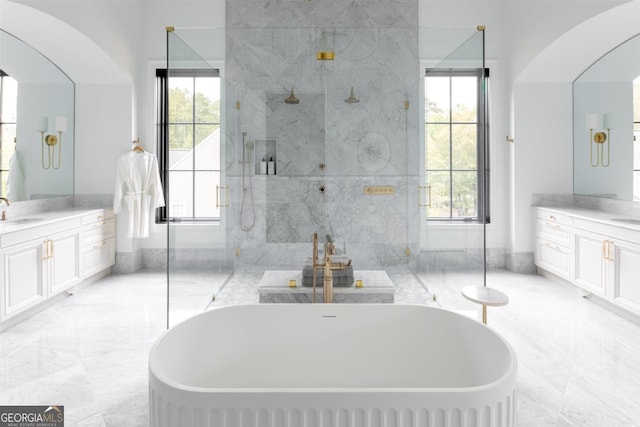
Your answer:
(545, 242), (560, 250)
(549, 215), (556, 221)
(545, 222), (560, 229)
(602, 239), (614, 261)
(418, 185), (431, 207)
(43, 239), (54, 260)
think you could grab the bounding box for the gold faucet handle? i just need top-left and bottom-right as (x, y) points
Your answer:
(1, 211), (6, 221)
(329, 259), (352, 270)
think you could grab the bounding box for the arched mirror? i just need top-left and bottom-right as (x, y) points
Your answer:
(573, 33), (640, 201)
(0, 29), (74, 202)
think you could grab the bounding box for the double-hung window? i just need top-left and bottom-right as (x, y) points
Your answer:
(0, 70), (17, 197)
(424, 68), (489, 222)
(156, 68), (221, 222)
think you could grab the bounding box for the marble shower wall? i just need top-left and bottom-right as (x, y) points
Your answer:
(225, 0), (420, 269)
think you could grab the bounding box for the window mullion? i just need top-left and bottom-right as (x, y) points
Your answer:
(449, 75), (454, 219)
(192, 76), (197, 220)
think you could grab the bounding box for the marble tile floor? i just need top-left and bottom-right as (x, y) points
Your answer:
(0, 267), (639, 426)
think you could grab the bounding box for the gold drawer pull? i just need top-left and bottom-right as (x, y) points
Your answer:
(93, 241), (109, 249)
(545, 222), (560, 229)
(548, 215), (556, 221)
(545, 242), (560, 250)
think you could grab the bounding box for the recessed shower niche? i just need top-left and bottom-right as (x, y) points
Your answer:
(254, 139), (277, 176)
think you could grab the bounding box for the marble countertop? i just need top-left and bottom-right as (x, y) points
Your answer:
(536, 206), (640, 231)
(0, 208), (110, 234)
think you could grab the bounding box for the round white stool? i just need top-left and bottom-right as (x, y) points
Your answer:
(461, 285), (508, 324)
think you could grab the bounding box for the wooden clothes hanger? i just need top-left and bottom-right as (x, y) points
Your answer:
(132, 139), (145, 153)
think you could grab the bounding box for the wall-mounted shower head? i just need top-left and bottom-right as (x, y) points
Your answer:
(285, 87), (300, 104)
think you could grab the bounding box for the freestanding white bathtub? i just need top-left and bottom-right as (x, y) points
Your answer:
(149, 304), (517, 427)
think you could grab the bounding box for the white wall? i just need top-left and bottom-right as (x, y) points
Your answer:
(512, 82), (574, 252)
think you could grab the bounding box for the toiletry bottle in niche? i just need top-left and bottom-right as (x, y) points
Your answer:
(260, 158), (267, 175)
(268, 157), (275, 175)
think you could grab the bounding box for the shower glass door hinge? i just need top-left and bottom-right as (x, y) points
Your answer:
(235, 247), (240, 256)
(405, 247), (411, 256)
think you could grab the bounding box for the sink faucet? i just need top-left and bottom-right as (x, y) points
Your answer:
(0, 197), (10, 221)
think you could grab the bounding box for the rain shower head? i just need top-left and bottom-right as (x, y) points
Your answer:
(345, 87), (360, 104)
(285, 88), (300, 104)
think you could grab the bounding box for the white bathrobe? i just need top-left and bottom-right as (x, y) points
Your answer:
(113, 151), (165, 238)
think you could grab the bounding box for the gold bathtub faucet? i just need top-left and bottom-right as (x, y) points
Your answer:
(311, 233), (351, 303)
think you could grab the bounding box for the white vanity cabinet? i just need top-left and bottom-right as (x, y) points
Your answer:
(573, 227), (608, 296)
(0, 237), (46, 319)
(80, 210), (115, 278)
(0, 217), (81, 321)
(573, 218), (640, 313)
(534, 208), (573, 280)
(0, 209), (115, 326)
(49, 228), (82, 296)
(535, 207), (640, 317)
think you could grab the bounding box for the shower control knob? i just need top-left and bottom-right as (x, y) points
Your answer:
(319, 185), (325, 193)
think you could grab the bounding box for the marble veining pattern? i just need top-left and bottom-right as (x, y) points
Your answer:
(226, 0), (418, 29)
(225, 0), (420, 269)
(1, 268), (640, 425)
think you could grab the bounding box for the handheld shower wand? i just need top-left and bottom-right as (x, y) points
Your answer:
(240, 132), (255, 231)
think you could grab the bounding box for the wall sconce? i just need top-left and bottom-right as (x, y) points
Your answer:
(586, 113), (610, 167)
(40, 116), (66, 169)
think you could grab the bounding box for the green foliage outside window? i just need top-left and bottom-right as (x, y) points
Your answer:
(425, 71), (482, 220)
(168, 86), (220, 150)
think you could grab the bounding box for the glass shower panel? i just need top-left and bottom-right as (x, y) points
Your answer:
(420, 27), (488, 291)
(226, 26), (328, 279)
(166, 28), (231, 328)
(163, 23), (486, 317)
(320, 25), (420, 302)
